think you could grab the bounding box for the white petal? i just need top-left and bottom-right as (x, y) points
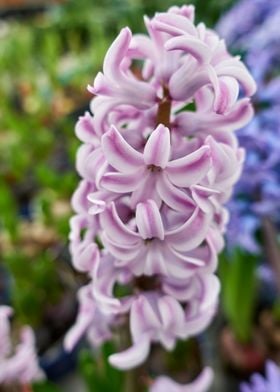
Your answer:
(108, 334), (151, 370)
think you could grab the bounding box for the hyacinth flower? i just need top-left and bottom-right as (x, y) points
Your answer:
(217, 0), (280, 256)
(66, 4), (255, 391)
(240, 361), (280, 392)
(0, 306), (44, 385)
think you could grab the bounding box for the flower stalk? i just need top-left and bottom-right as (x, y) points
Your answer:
(156, 88), (171, 128)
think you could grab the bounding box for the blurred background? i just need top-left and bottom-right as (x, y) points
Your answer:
(0, 0), (280, 391)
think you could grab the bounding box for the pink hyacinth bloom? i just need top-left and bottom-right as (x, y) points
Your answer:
(150, 367), (214, 392)
(67, 3), (256, 388)
(0, 306), (44, 384)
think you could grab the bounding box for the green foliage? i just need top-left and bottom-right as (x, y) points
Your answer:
(79, 343), (124, 392)
(0, 180), (18, 239)
(219, 249), (258, 343)
(33, 381), (61, 392)
(4, 250), (61, 325)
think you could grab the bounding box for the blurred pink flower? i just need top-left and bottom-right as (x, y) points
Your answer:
(0, 306), (44, 384)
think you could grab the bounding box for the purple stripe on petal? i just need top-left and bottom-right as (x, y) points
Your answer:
(130, 296), (161, 342)
(157, 173), (195, 213)
(166, 207), (211, 252)
(103, 27), (132, 81)
(100, 170), (144, 193)
(136, 199), (165, 240)
(144, 124), (171, 169)
(153, 13), (197, 36)
(102, 125), (143, 173)
(166, 146), (211, 187)
(165, 35), (211, 64)
(100, 202), (139, 245)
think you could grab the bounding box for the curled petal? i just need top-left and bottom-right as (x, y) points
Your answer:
(166, 208), (210, 252)
(199, 274), (220, 312)
(158, 296), (185, 334)
(191, 185), (219, 214)
(165, 35), (211, 64)
(150, 367), (214, 392)
(185, 306), (216, 336)
(130, 296), (161, 342)
(175, 98), (254, 134)
(169, 64), (211, 101)
(89, 28), (157, 108)
(144, 124), (171, 169)
(152, 12), (197, 36)
(92, 260), (122, 313)
(100, 202), (139, 245)
(73, 243), (100, 273)
(75, 112), (99, 145)
(100, 168), (146, 193)
(136, 200), (165, 240)
(157, 174), (195, 213)
(166, 146), (211, 187)
(109, 334), (151, 370)
(76, 144), (95, 179)
(103, 27), (132, 81)
(212, 76), (239, 114)
(102, 125), (143, 173)
(206, 136), (243, 189)
(162, 278), (196, 302)
(216, 61), (257, 96)
(167, 246), (205, 267)
(102, 233), (142, 262)
(64, 310), (93, 352)
(72, 180), (94, 214)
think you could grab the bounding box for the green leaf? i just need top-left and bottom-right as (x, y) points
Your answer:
(78, 345), (124, 392)
(219, 249), (258, 343)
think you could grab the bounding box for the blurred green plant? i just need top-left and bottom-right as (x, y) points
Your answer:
(79, 343), (124, 392)
(219, 249), (258, 343)
(33, 381), (61, 392)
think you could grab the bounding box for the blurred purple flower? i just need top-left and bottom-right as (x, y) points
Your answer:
(240, 361), (280, 392)
(217, 0), (280, 254)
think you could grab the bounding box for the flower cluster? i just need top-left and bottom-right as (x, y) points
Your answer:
(0, 306), (44, 384)
(240, 361), (280, 392)
(217, 0), (280, 253)
(66, 4), (255, 390)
